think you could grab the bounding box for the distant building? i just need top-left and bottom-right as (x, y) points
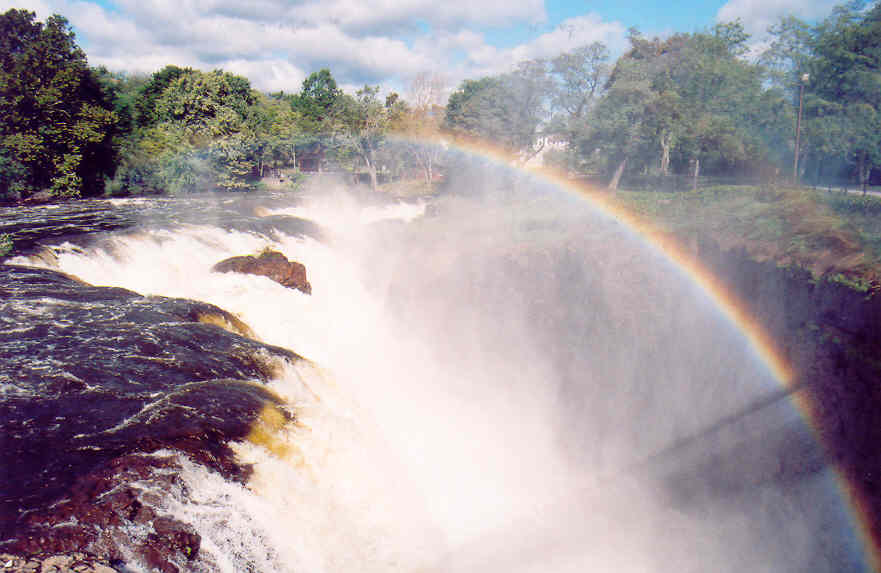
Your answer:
(522, 135), (568, 168)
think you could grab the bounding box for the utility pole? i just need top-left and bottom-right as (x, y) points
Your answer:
(793, 73), (809, 185)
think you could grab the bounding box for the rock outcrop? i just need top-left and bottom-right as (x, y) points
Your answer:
(0, 552), (118, 572)
(213, 250), (311, 294)
(2, 453), (201, 573)
(687, 234), (881, 550)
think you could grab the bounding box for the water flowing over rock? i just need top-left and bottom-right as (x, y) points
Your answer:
(1, 189), (877, 572)
(213, 250), (312, 294)
(0, 264), (297, 569)
(0, 552), (118, 572)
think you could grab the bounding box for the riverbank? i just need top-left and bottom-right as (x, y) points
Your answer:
(613, 185), (881, 287)
(611, 184), (881, 556)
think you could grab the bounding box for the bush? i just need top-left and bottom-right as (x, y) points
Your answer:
(0, 233), (13, 256)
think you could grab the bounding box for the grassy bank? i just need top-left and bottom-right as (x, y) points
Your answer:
(611, 185), (881, 289)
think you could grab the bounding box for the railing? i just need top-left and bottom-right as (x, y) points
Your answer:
(617, 174), (765, 192)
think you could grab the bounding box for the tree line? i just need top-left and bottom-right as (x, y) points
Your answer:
(2, 2), (879, 200)
(443, 1), (881, 190)
(0, 9), (430, 200)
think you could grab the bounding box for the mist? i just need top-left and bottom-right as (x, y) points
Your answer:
(14, 172), (865, 572)
(336, 175), (858, 572)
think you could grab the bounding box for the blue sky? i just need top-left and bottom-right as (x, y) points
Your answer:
(484, 0), (727, 49)
(2, 0), (839, 94)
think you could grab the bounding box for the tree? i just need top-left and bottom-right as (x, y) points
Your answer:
(0, 9), (118, 198)
(154, 69), (255, 136)
(333, 85), (404, 191)
(578, 23), (769, 188)
(134, 65), (190, 128)
(550, 42), (610, 123)
(111, 68), (273, 193)
(395, 102), (446, 187)
(761, 2), (881, 187)
(581, 56), (655, 189)
(444, 60), (550, 162)
(291, 69), (343, 130)
(408, 71), (447, 112)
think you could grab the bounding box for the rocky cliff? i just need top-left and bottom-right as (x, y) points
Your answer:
(693, 235), (881, 548)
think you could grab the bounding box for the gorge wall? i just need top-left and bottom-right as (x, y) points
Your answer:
(693, 235), (881, 549)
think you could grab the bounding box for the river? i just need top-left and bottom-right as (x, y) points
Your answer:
(0, 177), (870, 572)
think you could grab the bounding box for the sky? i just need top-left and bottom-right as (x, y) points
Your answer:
(3, 0), (841, 96)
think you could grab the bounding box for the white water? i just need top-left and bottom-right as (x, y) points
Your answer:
(13, 195), (588, 571)
(11, 192), (865, 572)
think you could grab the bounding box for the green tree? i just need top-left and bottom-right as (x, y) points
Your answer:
(333, 85), (404, 191)
(112, 68), (265, 193)
(550, 42), (610, 124)
(134, 65), (190, 128)
(0, 9), (118, 198)
(292, 69), (343, 130)
(763, 2), (881, 187)
(444, 61), (550, 162)
(580, 23), (769, 187)
(154, 69), (255, 136)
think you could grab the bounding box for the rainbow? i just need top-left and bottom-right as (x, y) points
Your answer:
(387, 133), (880, 572)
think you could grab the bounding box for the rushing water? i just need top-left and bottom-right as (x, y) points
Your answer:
(0, 182), (870, 572)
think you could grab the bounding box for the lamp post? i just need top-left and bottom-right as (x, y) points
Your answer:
(793, 73), (809, 185)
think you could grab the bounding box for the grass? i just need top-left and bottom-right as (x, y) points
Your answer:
(611, 185), (881, 286)
(0, 233), (12, 257)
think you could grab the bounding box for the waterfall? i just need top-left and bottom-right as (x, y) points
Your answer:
(4, 189), (866, 572)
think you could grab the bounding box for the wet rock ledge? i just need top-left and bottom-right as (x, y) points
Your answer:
(0, 265), (297, 571)
(1, 552), (117, 572)
(213, 249), (311, 294)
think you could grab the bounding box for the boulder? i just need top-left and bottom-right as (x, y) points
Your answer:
(212, 250), (311, 294)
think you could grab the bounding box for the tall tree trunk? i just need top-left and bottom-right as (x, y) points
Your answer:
(660, 134), (671, 176)
(859, 151), (868, 195)
(692, 158), (700, 192)
(364, 154), (378, 192)
(608, 158), (627, 191)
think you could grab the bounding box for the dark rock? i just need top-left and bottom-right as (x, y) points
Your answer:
(689, 235), (881, 552)
(0, 265), (299, 544)
(213, 250), (312, 294)
(1, 454), (203, 571)
(151, 517), (200, 560)
(139, 545), (179, 573)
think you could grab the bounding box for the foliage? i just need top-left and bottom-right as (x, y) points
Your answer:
(5, 2), (881, 202)
(444, 60), (550, 161)
(109, 68), (283, 193)
(290, 69), (343, 132)
(331, 85), (407, 190)
(0, 233), (12, 256)
(763, 2), (881, 187)
(575, 23), (776, 187)
(134, 65), (189, 128)
(0, 9), (118, 198)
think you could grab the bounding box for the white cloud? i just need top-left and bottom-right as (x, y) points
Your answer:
(0, 0), (53, 18)
(222, 59), (306, 93)
(511, 13), (628, 63)
(6, 0), (625, 97)
(291, 0), (546, 32)
(716, 0), (839, 39)
(463, 14), (628, 78)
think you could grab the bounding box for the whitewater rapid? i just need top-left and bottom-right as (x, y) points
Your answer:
(10, 194), (578, 572)
(7, 189), (867, 573)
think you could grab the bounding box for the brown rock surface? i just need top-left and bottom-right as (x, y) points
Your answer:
(2, 454), (204, 573)
(0, 552), (118, 572)
(213, 250), (311, 294)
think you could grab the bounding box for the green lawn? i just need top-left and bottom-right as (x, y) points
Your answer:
(611, 185), (881, 287)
